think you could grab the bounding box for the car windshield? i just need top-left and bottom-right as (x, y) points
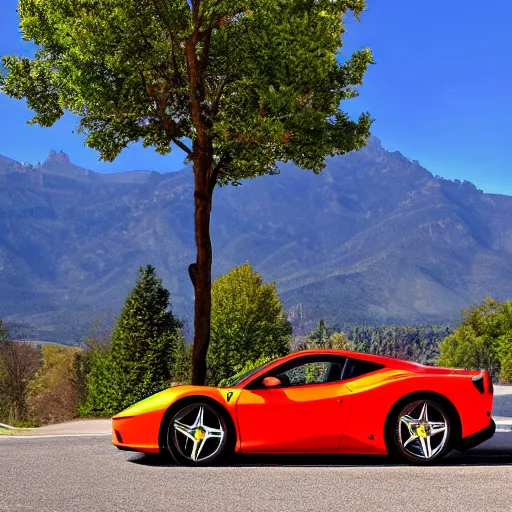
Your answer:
(219, 359), (276, 388)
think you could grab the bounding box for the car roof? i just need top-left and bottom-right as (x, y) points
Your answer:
(280, 349), (426, 368)
(235, 349), (429, 388)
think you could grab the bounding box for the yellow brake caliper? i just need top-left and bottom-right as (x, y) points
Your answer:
(194, 428), (206, 442)
(416, 425), (427, 439)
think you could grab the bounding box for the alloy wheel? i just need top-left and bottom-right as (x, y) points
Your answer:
(169, 403), (227, 465)
(396, 400), (450, 462)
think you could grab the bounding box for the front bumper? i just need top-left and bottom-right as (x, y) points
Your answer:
(456, 418), (496, 452)
(111, 411), (163, 454)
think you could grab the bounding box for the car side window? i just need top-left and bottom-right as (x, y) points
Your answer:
(343, 358), (384, 380)
(276, 361), (343, 386)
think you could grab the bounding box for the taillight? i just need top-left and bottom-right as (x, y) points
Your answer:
(481, 369), (494, 394)
(471, 373), (484, 394)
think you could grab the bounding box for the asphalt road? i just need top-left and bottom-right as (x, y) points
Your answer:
(1, 434), (511, 512)
(493, 385), (512, 418)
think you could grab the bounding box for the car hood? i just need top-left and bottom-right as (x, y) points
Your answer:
(112, 385), (217, 419)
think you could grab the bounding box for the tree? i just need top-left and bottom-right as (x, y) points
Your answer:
(27, 345), (81, 425)
(110, 265), (184, 409)
(2, 1), (373, 384)
(438, 297), (512, 382)
(0, 322), (40, 425)
(218, 354), (276, 387)
(172, 337), (193, 385)
(75, 318), (114, 411)
(306, 319), (332, 348)
(207, 263), (291, 385)
(347, 325), (449, 365)
(81, 266), (185, 414)
(304, 319), (350, 349)
(78, 342), (123, 417)
(329, 331), (351, 350)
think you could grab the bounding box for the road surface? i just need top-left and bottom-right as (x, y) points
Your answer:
(1, 434), (511, 512)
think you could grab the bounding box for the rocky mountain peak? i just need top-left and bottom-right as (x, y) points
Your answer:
(363, 136), (386, 154)
(45, 150), (71, 165)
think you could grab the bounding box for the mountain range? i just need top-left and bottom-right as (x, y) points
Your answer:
(1, 138), (511, 343)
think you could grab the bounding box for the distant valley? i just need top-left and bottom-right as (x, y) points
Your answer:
(1, 138), (512, 343)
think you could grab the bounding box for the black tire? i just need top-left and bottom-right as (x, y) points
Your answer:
(390, 398), (452, 465)
(166, 401), (230, 466)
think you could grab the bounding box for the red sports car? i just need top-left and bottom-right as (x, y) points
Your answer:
(112, 349), (495, 465)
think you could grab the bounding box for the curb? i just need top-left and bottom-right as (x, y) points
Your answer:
(494, 415), (512, 432)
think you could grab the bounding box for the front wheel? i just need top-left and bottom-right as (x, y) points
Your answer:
(391, 399), (452, 464)
(166, 402), (229, 466)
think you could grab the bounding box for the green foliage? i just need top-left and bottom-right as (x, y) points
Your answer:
(81, 265), (185, 415)
(78, 344), (123, 417)
(438, 297), (512, 382)
(329, 332), (351, 350)
(304, 319), (351, 349)
(296, 322), (451, 364)
(27, 345), (81, 425)
(306, 319), (332, 347)
(346, 325), (449, 365)
(2, 0), (373, 174)
(3, 0), (373, 384)
(207, 263), (291, 385)
(218, 355), (276, 388)
(172, 337), (193, 385)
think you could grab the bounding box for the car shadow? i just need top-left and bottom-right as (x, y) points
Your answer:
(128, 450), (512, 468)
(127, 431), (512, 467)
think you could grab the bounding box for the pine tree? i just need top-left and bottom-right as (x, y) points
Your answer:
(110, 266), (184, 408)
(82, 266), (185, 415)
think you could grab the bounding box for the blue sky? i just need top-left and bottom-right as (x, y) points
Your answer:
(0, 0), (511, 194)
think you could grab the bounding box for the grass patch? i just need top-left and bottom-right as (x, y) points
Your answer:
(0, 427), (32, 436)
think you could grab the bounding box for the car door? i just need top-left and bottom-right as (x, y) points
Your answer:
(235, 355), (352, 454)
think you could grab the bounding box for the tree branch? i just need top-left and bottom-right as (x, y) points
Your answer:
(210, 77), (227, 119)
(209, 153), (232, 195)
(173, 138), (192, 155)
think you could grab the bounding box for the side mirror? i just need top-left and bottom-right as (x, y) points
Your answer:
(262, 376), (281, 388)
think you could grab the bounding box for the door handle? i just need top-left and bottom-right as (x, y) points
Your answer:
(338, 398), (344, 403)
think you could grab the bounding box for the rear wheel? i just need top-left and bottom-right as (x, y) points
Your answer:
(166, 402), (229, 466)
(391, 399), (452, 464)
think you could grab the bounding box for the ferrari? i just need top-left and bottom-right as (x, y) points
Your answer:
(112, 349), (495, 465)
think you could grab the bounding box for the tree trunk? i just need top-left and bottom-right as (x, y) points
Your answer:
(190, 149), (214, 385)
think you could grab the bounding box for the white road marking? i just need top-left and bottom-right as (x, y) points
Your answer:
(0, 433), (112, 439)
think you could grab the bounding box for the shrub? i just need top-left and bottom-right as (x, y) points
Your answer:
(27, 345), (81, 425)
(438, 297), (512, 382)
(0, 322), (40, 425)
(207, 263), (291, 385)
